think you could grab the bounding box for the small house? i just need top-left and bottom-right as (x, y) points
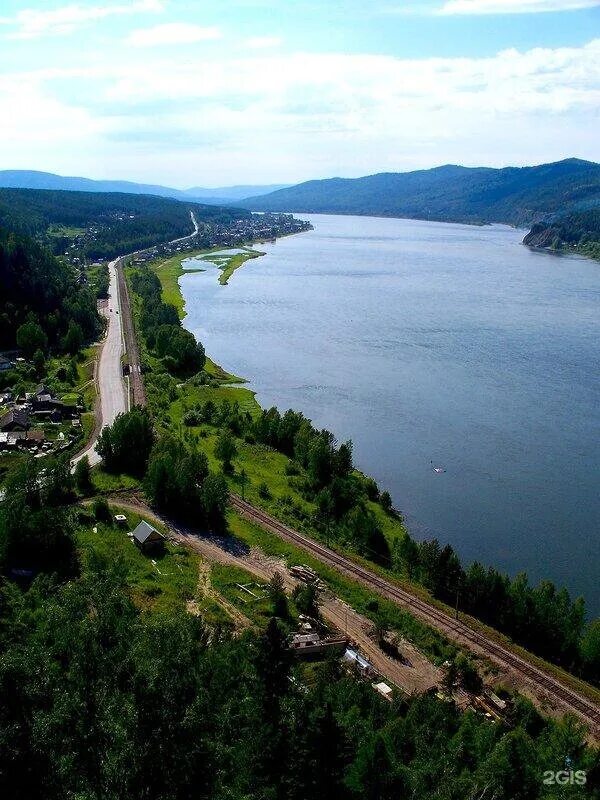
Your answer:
(131, 520), (165, 554)
(0, 409), (30, 432)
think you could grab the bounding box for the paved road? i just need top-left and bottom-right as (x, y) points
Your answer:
(72, 211), (199, 466)
(73, 259), (127, 466)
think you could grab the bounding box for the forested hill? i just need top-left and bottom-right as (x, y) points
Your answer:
(0, 170), (288, 205)
(0, 226), (101, 351)
(0, 188), (250, 259)
(239, 158), (600, 226)
(523, 208), (600, 260)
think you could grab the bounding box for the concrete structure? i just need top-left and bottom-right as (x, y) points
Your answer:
(372, 681), (393, 702)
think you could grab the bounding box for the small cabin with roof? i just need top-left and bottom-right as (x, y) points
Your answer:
(131, 520), (165, 554)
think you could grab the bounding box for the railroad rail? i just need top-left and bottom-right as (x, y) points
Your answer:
(231, 493), (600, 735)
(114, 257), (146, 408)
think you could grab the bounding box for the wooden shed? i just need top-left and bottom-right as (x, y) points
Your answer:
(131, 520), (165, 555)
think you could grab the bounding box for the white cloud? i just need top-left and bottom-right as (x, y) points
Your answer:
(437, 0), (599, 14)
(126, 22), (222, 47)
(246, 36), (283, 49)
(1, 39), (598, 182)
(3, 0), (163, 39)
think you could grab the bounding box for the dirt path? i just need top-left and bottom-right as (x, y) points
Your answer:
(109, 497), (440, 696)
(188, 561), (252, 633)
(229, 494), (600, 738)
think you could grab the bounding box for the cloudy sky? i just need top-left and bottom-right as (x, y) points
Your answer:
(1, 0), (598, 187)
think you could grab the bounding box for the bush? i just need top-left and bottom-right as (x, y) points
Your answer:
(258, 482), (272, 500)
(92, 497), (112, 524)
(380, 490), (393, 513)
(364, 477), (380, 501)
(183, 409), (201, 426)
(74, 456), (93, 496)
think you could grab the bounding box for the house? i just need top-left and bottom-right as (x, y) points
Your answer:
(131, 520), (165, 554)
(290, 632), (347, 658)
(30, 386), (67, 420)
(0, 409), (30, 432)
(0, 355), (13, 371)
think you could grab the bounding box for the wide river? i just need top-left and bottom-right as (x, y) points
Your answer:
(180, 214), (600, 614)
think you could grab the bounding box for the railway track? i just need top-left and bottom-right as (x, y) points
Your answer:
(114, 258), (146, 408)
(231, 494), (600, 735)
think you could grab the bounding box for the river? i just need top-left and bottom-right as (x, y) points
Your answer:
(180, 214), (600, 614)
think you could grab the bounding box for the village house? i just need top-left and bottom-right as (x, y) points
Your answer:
(0, 408), (30, 432)
(30, 385), (68, 421)
(131, 520), (165, 555)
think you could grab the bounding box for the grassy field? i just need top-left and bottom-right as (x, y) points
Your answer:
(208, 248), (265, 285)
(91, 466), (141, 493)
(226, 511), (455, 662)
(77, 504), (231, 624)
(151, 245), (264, 317)
(152, 251), (205, 318)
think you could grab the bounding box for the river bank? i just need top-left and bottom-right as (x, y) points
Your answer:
(139, 235), (600, 706)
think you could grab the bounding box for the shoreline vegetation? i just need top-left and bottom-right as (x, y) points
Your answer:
(138, 238), (600, 704)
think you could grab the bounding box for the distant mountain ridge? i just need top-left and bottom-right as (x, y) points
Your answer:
(0, 170), (289, 205)
(237, 158), (600, 227)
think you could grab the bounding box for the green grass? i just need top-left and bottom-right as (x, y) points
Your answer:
(227, 510), (456, 663)
(210, 562), (275, 628)
(47, 224), (85, 239)
(153, 251), (206, 318)
(171, 384), (261, 426)
(77, 507), (197, 613)
(212, 249), (265, 285)
(204, 357), (245, 384)
(91, 466), (141, 493)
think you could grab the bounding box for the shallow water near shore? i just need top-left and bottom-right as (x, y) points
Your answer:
(180, 214), (600, 614)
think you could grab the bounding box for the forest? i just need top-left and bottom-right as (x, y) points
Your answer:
(524, 208), (600, 260)
(0, 226), (101, 353)
(0, 454), (598, 800)
(179, 399), (600, 686)
(0, 214), (598, 798)
(0, 187), (250, 260)
(241, 158), (600, 227)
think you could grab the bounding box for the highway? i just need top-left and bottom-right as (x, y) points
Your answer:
(73, 258), (127, 466)
(73, 211), (199, 466)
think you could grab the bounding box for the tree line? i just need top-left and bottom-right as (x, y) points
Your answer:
(0, 228), (101, 357)
(130, 267), (206, 377)
(0, 457), (597, 798)
(187, 398), (600, 685)
(97, 407), (228, 531)
(0, 187), (251, 260)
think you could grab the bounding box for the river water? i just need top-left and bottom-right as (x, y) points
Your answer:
(180, 214), (600, 614)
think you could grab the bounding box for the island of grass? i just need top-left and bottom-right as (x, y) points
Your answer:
(152, 246), (265, 318)
(199, 247), (265, 286)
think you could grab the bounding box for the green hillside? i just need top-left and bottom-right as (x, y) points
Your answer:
(0, 188), (250, 260)
(240, 158), (600, 226)
(524, 208), (600, 259)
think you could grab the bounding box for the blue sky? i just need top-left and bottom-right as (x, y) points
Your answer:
(0, 0), (598, 186)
